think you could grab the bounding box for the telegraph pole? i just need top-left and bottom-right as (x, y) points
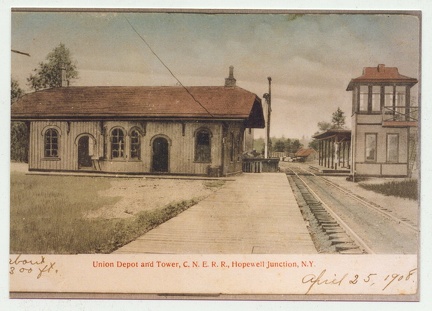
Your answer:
(263, 77), (272, 158)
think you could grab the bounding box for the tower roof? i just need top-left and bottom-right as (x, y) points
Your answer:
(346, 64), (417, 91)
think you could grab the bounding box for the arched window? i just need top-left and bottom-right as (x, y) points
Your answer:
(44, 128), (59, 157)
(195, 129), (211, 162)
(111, 128), (125, 159)
(130, 129), (141, 160)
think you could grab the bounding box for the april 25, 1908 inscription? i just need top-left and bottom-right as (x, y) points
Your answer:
(301, 268), (417, 294)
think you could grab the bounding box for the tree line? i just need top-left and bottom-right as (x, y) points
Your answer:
(254, 108), (347, 155)
(254, 137), (303, 155)
(272, 138), (303, 153)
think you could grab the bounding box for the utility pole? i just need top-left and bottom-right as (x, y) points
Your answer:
(263, 77), (272, 158)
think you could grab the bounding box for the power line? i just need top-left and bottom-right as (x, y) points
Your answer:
(124, 16), (214, 117)
(12, 49), (30, 57)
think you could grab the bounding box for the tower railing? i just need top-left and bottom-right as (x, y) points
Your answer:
(382, 106), (418, 127)
(382, 106), (418, 122)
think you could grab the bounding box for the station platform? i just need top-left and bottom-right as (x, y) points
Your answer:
(308, 164), (350, 175)
(114, 173), (317, 254)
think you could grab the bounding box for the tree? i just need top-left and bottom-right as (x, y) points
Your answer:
(315, 108), (346, 133)
(284, 138), (292, 152)
(317, 121), (332, 132)
(331, 107), (346, 129)
(11, 78), (28, 162)
(308, 137), (319, 150)
(310, 107), (347, 154)
(27, 43), (78, 91)
(273, 140), (286, 152)
(11, 78), (24, 102)
(291, 139), (302, 153)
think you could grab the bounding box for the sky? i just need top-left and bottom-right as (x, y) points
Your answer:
(11, 11), (420, 140)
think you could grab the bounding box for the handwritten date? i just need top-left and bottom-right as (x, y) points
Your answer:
(302, 268), (417, 294)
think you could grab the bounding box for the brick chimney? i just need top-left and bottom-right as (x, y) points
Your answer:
(377, 64), (385, 72)
(224, 66), (236, 87)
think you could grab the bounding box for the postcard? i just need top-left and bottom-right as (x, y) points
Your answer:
(5, 3), (430, 306)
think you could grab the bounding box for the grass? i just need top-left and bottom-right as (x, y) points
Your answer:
(359, 179), (418, 201)
(10, 172), (204, 254)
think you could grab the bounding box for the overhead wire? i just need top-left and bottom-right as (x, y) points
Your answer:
(12, 49), (30, 57)
(124, 15), (214, 117)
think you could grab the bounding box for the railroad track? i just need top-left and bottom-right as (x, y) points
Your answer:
(286, 165), (418, 254)
(287, 167), (372, 254)
(288, 165), (417, 232)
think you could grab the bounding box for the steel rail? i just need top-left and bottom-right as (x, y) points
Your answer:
(287, 167), (375, 254)
(294, 165), (418, 233)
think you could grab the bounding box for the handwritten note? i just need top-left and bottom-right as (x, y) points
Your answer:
(302, 268), (417, 294)
(9, 254), (58, 279)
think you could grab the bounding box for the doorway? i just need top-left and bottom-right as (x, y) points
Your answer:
(152, 137), (169, 172)
(78, 136), (93, 169)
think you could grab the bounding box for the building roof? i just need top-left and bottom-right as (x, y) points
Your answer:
(346, 64), (418, 91)
(313, 129), (351, 140)
(295, 148), (317, 157)
(11, 85), (265, 128)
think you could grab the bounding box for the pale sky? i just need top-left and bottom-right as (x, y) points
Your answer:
(11, 11), (420, 139)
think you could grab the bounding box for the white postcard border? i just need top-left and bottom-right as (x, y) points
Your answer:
(2, 0), (432, 310)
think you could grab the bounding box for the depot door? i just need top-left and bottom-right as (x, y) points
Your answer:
(78, 136), (93, 168)
(152, 137), (169, 172)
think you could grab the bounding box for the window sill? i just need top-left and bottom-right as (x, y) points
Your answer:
(194, 160), (212, 164)
(358, 111), (381, 114)
(42, 157), (61, 161)
(109, 158), (143, 163)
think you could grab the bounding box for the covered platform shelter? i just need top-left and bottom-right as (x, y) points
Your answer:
(313, 129), (352, 172)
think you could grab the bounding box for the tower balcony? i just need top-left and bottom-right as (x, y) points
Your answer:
(382, 106), (418, 127)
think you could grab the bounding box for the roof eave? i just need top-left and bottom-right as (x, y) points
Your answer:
(346, 78), (418, 91)
(11, 115), (250, 122)
(313, 129), (352, 140)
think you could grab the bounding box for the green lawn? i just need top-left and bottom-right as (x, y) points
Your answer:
(359, 179), (418, 201)
(10, 172), (203, 254)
